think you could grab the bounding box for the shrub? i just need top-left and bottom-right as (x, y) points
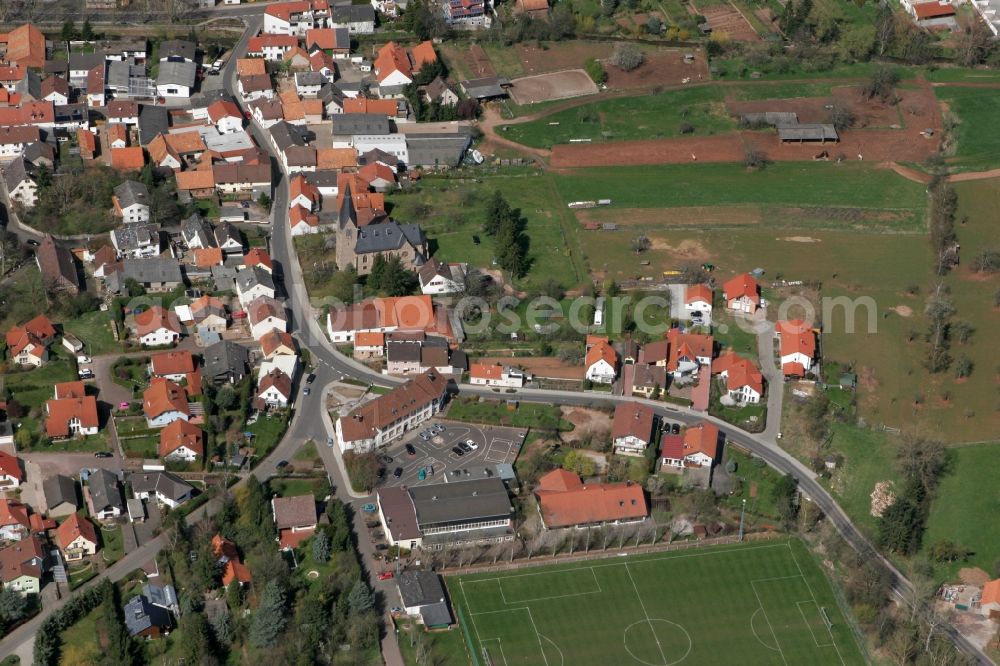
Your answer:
(584, 58), (606, 85)
(611, 43), (645, 71)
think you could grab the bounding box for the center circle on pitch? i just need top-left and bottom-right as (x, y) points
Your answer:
(623, 619), (692, 666)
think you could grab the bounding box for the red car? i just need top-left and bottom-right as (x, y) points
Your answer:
(377, 571), (394, 581)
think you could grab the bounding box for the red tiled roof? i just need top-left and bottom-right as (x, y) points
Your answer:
(223, 559), (253, 586)
(354, 331), (384, 347)
(685, 284), (712, 305)
(259, 328), (296, 356)
(159, 419), (203, 458)
(135, 306), (180, 337)
(660, 433), (684, 459)
(0, 536), (43, 584)
(535, 470), (647, 529)
(150, 350), (195, 377)
(358, 161), (396, 184)
(236, 58), (267, 76)
(248, 33), (298, 54)
(470, 363), (504, 381)
(176, 168), (216, 191)
(914, 1), (954, 18)
(585, 340), (616, 370)
(272, 494), (317, 530)
(45, 396), (99, 438)
(0, 500), (29, 530)
(682, 422), (720, 461)
(776, 319), (816, 359)
(537, 468), (583, 492)
(343, 97), (399, 116)
(782, 362), (805, 378)
(374, 42), (411, 83)
(339, 370), (448, 443)
(110, 146), (145, 171)
(208, 99), (242, 123)
(713, 350), (763, 394)
(54, 381), (86, 400)
(409, 41), (437, 72)
(77, 128), (97, 156)
(611, 402), (654, 441)
(723, 273), (760, 304)
(244, 248), (274, 272)
(0, 452), (22, 482)
(983, 579), (1000, 606)
(193, 247), (224, 268)
(2, 24), (46, 68)
(665, 328), (713, 372)
(55, 512), (98, 551)
(143, 378), (189, 420)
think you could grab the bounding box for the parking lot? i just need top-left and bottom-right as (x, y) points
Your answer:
(377, 421), (526, 489)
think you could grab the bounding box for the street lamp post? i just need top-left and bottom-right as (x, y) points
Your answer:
(738, 498), (747, 541)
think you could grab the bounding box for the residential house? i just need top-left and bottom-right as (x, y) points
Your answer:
(664, 327), (714, 380)
(130, 471), (195, 509)
(156, 61), (197, 99)
(0, 500), (31, 542)
(110, 146), (146, 171)
(420, 76), (459, 106)
(263, 0), (331, 36)
(123, 594), (172, 638)
(713, 350), (764, 404)
(106, 100), (140, 126)
(980, 579), (1000, 618)
(305, 26), (350, 54)
(289, 204), (320, 236)
(396, 570), (453, 628)
(182, 214), (214, 249)
(326, 295), (455, 343)
(135, 306), (181, 347)
(776, 319), (817, 377)
(585, 338), (617, 384)
(238, 74), (275, 102)
(661, 421), (721, 469)
(260, 329), (297, 359)
(2, 156), (37, 209)
(353, 331), (384, 359)
(469, 363), (525, 388)
(0, 126), (40, 159)
(149, 350), (196, 383)
(330, 4), (376, 33)
(142, 378), (190, 428)
(248, 33), (298, 61)
(44, 385), (99, 439)
(207, 99), (244, 134)
(256, 369), (293, 408)
(159, 419), (204, 462)
(5, 314), (56, 367)
(418, 258), (465, 295)
(684, 284), (713, 314)
(335, 370), (449, 451)
(386, 339), (422, 375)
(446, 0), (489, 27)
(191, 295), (227, 334)
(55, 513), (99, 562)
(722, 273), (760, 314)
(212, 535), (253, 587)
(244, 248), (274, 273)
(114, 258), (183, 293)
(611, 402), (655, 457)
(36, 235), (80, 294)
(202, 340), (250, 385)
(212, 164), (271, 198)
(0, 24), (46, 69)
(159, 39), (197, 63)
(215, 222), (245, 254)
(272, 494), (317, 550)
(0, 537), (45, 596)
(0, 452), (22, 488)
(247, 295), (287, 340)
(88, 469), (124, 521)
(236, 266), (276, 309)
(534, 468), (647, 529)
(112, 181), (151, 223)
(107, 124), (129, 149)
(42, 475), (78, 517)
(111, 223), (160, 258)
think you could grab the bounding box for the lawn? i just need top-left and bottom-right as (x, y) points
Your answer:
(926, 68), (1000, 83)
(268, 476), (331, 500)
(62, 310), (122, 356)
(385, 172), (585, 290)
(450, 538), (864, 666)
(246, 410), (290, 462)
(58, 603), (105, 660)
(936, 85), (1000, 171)
(502, 86), (734, 148)
(101, 524), (124, 564)
(396, 619), (469, 666)
(720, 449), (784, 522)
(446, 398), (573, 431)
(121, 435), (159, 459)
(2, 357), (77, 409)
(553, 163), (927, 211)
(922, 442), (1000, 580)
(822, 424), (899, 539)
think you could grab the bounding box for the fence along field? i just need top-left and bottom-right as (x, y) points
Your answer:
(450, 539), (864, 666)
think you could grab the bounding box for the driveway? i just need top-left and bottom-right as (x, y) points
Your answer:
(753, 318), (783, 443)
(18, 452), (124, 478)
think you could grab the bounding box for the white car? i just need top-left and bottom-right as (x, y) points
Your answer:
(465, 439), (479, 450)
(77, 355), (92, 364)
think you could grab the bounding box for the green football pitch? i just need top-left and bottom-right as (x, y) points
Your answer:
(448, 539), (865, 666)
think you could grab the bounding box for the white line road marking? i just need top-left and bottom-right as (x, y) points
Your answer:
(624, 562), (668, 666)
(750, 581), (788, 666)
(787, 543), (846, 665)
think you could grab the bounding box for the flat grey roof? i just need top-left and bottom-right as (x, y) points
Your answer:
(410, 478), (511, 527)
(776, 123), (839, 141)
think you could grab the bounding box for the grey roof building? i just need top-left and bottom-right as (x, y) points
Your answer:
(331, 4), (376, 23)
(156, 61), (197, 89)
(110, 223), (158, 256)
(460, 77), (510, 100)
(142, 583), (179, 614)
(214, 222), (243, 252)
(88, 468), (124, 518)
(405, 134), (471, 168)
(354, 222), (426, 256)
(236, 265), (275, 294)
(158, 39), (197, 63)
(202, 340), (250, 384)
(129, 471), (194, 507)
(69, 52), (105, 76)
(2, 156), (35, 193)
(777, 123), (839, 142)
(397, 570), (453, 627)
(269, 121), (307, 152)
(14, 69), (41, 101)
(121, 257), (183, 287)
(138, 106), (169, 146)
(331, 113), (390, 137)
(182, 213), (214, 248)
(42, 475), (78, 516)
(294, 71), (326, 88)
(114, 181), (150, 210)
(740, 111), (798, 126)
(123, 594), (171, 637)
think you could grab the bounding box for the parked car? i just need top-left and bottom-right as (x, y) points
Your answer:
(305, 374), (316, 385)
(458, 442), (472, 453)
(419, 432), (431, 441)
(671, 423), (681, 435)
(377, 571), (394, 580)
(451, 446), (465, 456)
(465, 439), (479, 450)
(405, 443), (416, 456)
(374, 544), (388, 551)
(378, 455), (393, 464)
(393, 467), (403, 478)
(303, 387), (311, 396)
(118, 402), (130, 410)
(432, 424), (444, 433)
(94, 451), (113, 458)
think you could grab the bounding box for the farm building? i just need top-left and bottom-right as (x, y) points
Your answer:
(740, 112), (798, 127)
(777, 124), (839, 144)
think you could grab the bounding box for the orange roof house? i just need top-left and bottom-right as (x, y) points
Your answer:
(584, 340), (617, 378)
(353, 331), (384, 348)
(259, 328), (297, 357)
(54, 381), (86, 400)
(913, 1), (954, 19)
(0, 24), (46, 68)
(150, 350), (196, 379)
(713, 350), (763, 397)
(664, 327), (714, 373)
(244, 248), (274, 272)
(374, 41), (412, 84)
(722, 273), (760, 313)
(236, 58), (267, 77)
(106, 123), (128, 148)
(159, 419), (204, 459)
(176, 168), (216, 194)
(981, 579), (1000, 614)
(680, 422), (720, 466)
(0, 452), (24, 485)
(135, 306), (181, 339)
(534, 469), (648, 529)
(343, 97), (399, 117)
(685, 284), (713, 307)
(469, 363), (504, 382)
(143, 378), (190, 423)
(212, 534), (253, 586)
(55, 512), (99, 556)
(516, 0), (550, 15)
(45, 396), (99, 438)
(193, 247), (225, 268)
(110, 146), (145, 171)
(777, 319), (817, 377)
(77, 129), (97, 159)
